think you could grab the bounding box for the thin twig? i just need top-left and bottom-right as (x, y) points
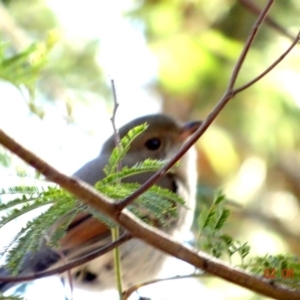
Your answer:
(227, 0), (274, 91)
(0, 130), (300, 298)
(115, 0), (297, 212)
(0, 232), (131, 283)
(110, 77), (121, 149)
(112, 227), (123, 299)
(123, 273), (207, 299)
(234, 30), (300, 94)
(240, 0), (297, 41)
(109, 77), (124, 299)
(45, 234), (74, 300)
(1, 1), (300, 298)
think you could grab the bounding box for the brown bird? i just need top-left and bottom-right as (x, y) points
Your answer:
(0, 114), (200, 294)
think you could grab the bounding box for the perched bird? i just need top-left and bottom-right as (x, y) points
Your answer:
(0, 114), (200, 294)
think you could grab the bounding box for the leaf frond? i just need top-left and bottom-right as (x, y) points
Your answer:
(100, 159), (169, 185)
(103, 123), (148, 175)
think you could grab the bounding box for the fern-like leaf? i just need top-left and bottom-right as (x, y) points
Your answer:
(4, 194), (77, 274)
(103, 123), (148, 175)
(83, 204), (117, 228)
(0, 123), (183, 277)
(0, 185), (41, 195)
(100, 159), (171, 185)
(0, 187), (73, 229)
(96, 182), (183, 228)
(214, 208), (230, 231)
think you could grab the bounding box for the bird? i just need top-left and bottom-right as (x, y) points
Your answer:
(0, 113), (200, 295)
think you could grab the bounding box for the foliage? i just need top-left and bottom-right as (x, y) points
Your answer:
(103, 123), (149, 175)
(197, 191), (300, 291)
(0, 31), (57, 118)
(0, 125), (184, 276)
(248, 254), (300, 289)
(0, 32), (55, 90)
(129, 3), (300, 297)
(1, 1), (300, 299)
(197, 192), (250, 262)
(0, 0), (109, 121)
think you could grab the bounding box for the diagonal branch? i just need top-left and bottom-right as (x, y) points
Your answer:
(0, 232), (131, 283)
(1, 1), (300, 299)
(227, 0), (274, 91)
(0, 127), (300, 299)
(116, 0), (299, 212)
(234, 30), (300, 94)
(116, 0), (274, 211)
(240, 0), (297, 41)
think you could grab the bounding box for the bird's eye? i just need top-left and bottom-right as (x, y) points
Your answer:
(145, 138), (161, 150)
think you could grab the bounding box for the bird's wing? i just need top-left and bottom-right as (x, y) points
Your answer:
(58, 155), (112, 253)
(59, 155), (176, 253)
(59, 213), (111, 251)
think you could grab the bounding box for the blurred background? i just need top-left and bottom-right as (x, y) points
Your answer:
(0, 0), (300, 299)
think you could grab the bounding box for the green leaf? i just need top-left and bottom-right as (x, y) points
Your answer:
(96, 181), (184, 227)
(4, 195), (77, 274)
(103, 123), (148, 175)
(197, 204), (209, 231)
(196, 191), (251, 263)
(213, 191), (226, 205)
(214, 208), (230, 231)
(0, 123), (183, 277)
(0, 187), (72, 229)
(83, 205), (116, 228)
(100, 159), (169, 185)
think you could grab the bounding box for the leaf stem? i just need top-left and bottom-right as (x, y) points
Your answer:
(111, 227), (124, 300)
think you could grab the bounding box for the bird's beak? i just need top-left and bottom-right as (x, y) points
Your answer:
(179, 120), (202, 141)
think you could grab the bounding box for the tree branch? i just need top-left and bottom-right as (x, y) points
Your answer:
(240, 0), (297, 41)
(227, 0), (274, 91)
(116, 0), (278, 211)
(0, 232), (131, 283)
(1, 1), (300, 299)
(234, 30), (300, 94)
(0, 128), (300, 299)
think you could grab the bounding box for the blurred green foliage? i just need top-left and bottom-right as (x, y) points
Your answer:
(0, 0), (300, 299)
(130, 0), (300, 185)
(0, 0), (109, 120)
(129, 1), (300, 298)
(0, 31), (57, 117)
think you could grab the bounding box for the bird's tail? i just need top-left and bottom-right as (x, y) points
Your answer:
(0, 266), (15, 293)
(0, 248), (61, 293)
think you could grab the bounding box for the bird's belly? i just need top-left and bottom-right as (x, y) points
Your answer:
(66, 239), (166, 291)
(63, 200), (194, 291)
